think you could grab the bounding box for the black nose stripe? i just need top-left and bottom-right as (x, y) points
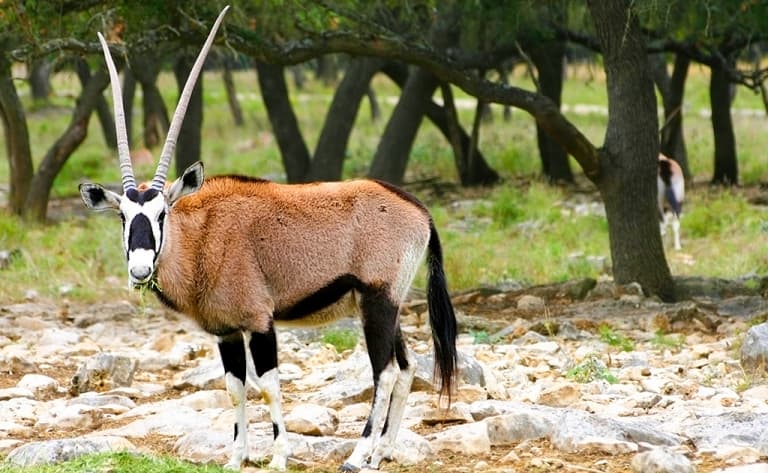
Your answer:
(128, 214), (157, 251)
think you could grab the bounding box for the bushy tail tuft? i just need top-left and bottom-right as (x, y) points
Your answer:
(426, 220), (458, 403)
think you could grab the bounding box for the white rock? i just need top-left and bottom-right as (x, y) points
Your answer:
(6, 436), (135, 467)
(631, 448), (695, 473)
(16, 374), (59, 398)
(285, 403), (339, 436)
(712, 463), (768, 473)
(715, 445), (763, 465)
(428, 421), (491, 455)
(35, 404), (102, 430)
(0, 387), (35, 401)
(537, 382), (581, 407)
(178, 390), (231, 411)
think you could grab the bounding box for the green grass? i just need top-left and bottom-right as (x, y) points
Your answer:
(2, 65), (768, 304)
(598, 324), (636, 352)
(650, 330), (686, 351)
(565, 355), (618, 384)
(0, 452), (229, 473)
(321, 328), (359, 352)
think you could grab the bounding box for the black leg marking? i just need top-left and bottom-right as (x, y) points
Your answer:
(218, 333), (247, 383)
(360, 287), (398, 384)
(272, 422), (279, 440)
(233, 423), (238, 441)
(248, 324), (278, 377)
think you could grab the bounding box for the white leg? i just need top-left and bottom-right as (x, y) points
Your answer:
(342, 361), (399, 471)
(244, 331), (290, 471)
(224, 372), (249, 469)
(370, 357), (415, 468)
(218, 335), (251, 470)
(672, 215), (681, 251)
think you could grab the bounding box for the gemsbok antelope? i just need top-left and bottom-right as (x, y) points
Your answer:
(78, 6), (458, 472)
(658, 153), (685, 251)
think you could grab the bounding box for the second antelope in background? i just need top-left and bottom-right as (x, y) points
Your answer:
(658, 153), (685, 251)
(78, 6), (458, 472)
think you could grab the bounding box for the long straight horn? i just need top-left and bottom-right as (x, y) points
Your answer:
(151, 5), (230, 191)
(97, 32), (136, 191)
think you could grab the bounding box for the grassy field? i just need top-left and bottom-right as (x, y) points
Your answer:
(1, 63), (768, 472)
(1, 62), (768, 307)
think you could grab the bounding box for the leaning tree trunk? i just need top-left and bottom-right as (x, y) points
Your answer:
(368, 66), (438, 185)
(122, 68), (137, 148)
(0, 56), (33, 215)
(308, 57), (383, 182)
(256, 62), (311, 183)
(588, 0), (674, 301)
(133, 54), (170, 150)
(530, 39), (573, 183)
(74, 58), (117, 149)
(24, 68), (110, 221)
(383, 63), (498, 185)
(28, 58), (52, 104)
(223, 63), (244, 127)
(173, 54), (203, 177)
(652, 52), (691, 179)
(366, 87), (381, 122)
(710, 56), (738, 186)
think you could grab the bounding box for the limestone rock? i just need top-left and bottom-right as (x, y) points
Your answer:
(631, 448), (695, 473)
(285, 403), (339, 436)
(6, 436), (136, 467)
(172, 358), (224, 391)
(17, 374), (59, 398)
(740, 323), (768, 374)
(70, 353), (138, 394)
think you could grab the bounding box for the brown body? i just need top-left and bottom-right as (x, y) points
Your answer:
(157, 176), (431, 335)
(81, 9), (457, 469)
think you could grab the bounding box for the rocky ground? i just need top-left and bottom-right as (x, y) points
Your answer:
(1, 277), (767, 472)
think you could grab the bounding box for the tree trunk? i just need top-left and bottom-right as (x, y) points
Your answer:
(530, 39), (573, 183)
(382, 63), (498, 185)
(134, 55), (170, 150)
(315, 55), (339, 86)
(28, 58), (52, 104)
(710, 56), (738, 185)
(256, 62), (311, 183)
(368, 66), (438, 185)
(366, 87), (381, 122)
(650, 53), (690, 179)
(122, 68), (137, 148)
(0, 56), (33, 215)
(223, 63), (244, 127)
(308, 57), (383, 181)
(74, 58), (117, 149)
(588, 0), (674, 301)
(171, 54), (204, 177)
(24, 68), (110, 221)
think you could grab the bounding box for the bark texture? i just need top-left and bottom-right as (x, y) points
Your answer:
(256, 62), (311, 183)
(0, 56), (33, 215)
(588, 0), (675, 301)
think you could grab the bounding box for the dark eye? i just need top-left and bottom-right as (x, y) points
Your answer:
(158, 210), (166, 229)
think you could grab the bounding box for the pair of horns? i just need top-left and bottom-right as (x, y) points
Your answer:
(97, 5), (230, 192)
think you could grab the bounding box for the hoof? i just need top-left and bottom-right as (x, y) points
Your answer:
(339, 462), (361, 473)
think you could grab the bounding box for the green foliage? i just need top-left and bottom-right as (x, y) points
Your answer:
(566, 355), (618, 384)
(598, 325), (635, 352)
(0, 451), (228, 473)
(469, 329), (501, 345)
(650, 330), (686, 351)
(322, 328), (358, 352)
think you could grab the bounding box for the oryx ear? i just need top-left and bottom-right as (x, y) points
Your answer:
(79, 183), (122, 210)
(167, 161), (204, 205)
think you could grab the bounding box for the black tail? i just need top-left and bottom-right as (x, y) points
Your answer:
(426, 220), (458, 403)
